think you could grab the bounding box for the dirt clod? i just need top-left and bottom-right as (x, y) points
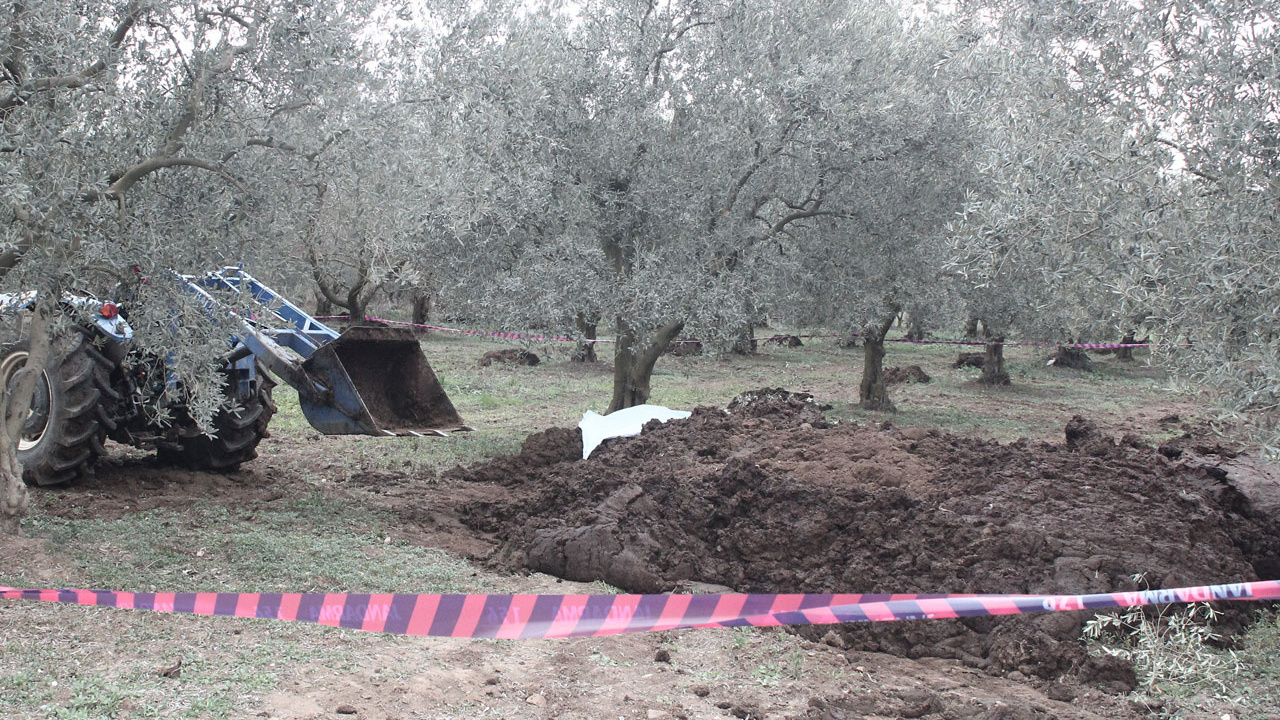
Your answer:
(1063, 415), (1101, 449)
(883, 365), (931, 384)
(479, 348), (540, 367)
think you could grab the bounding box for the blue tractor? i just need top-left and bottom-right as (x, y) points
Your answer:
(0, 267), (468, 486)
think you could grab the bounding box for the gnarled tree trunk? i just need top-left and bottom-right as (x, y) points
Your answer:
(1116, 330), (1136, 362)
(345, 286), (370, 322)
(412, 293), (432, 326)
(980, 335), (1011, 386)
(859, 315), (898, 411)
(572, 313), (599, 363)
(905, 314), (927, 342)
(964, 316), (981, 340)
(608, 317), (684, 413)
(1, 297), (54, 534)
(307, 233), (383, 323)
(314, 292), (333, 317)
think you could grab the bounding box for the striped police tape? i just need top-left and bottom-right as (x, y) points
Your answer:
(3, 580), (1276, 639)
(317, 316), (1182, 351)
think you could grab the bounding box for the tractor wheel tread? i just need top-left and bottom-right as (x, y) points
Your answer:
(216, 431), (258, 454)
(60, 422), (102, 447)
(47, 449), (93, 473)
(223, 404), (264, 431)
(5, 333), (110, 487)
(60, 356), (95, 387)
(62, 388), (103, 417)
(155, 365), (274, 473)
(94, 405), (118, 432)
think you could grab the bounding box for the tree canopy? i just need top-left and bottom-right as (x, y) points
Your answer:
(3, 0), (1278, 467)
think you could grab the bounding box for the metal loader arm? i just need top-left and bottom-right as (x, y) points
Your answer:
(181, 267), (468, 437)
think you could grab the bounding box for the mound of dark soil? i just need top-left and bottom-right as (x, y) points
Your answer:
(883, 365), (931, 384)
(456, 391), (1280, 680)
(954, 353), (985, 369)
(726, 388), (825, 419)
(479, 349), (540, 367)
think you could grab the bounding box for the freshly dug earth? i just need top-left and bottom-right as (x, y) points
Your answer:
(478, 348), (540, 367)
(883, 364), (931, 384)
(457, 390), (1280, 682)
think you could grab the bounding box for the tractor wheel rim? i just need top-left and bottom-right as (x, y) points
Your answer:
(0, 350), (53, 451)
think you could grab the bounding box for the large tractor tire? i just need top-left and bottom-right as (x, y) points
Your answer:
(156, 367), (276, 472)
(0, 333), (113, 486)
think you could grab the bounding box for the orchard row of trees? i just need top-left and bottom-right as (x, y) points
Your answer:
(2, 1), (1277, 496)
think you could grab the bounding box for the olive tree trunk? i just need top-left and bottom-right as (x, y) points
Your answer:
(730, 323), (757, 355)
(572, 313), (599, 363)
(1, 297), (54, 534)
(412, 293), (432, 326)
(980, 336), (1011, 386)
(1116, 330), (1136, 362)
(344, 287), (370, 322)
(314, 292), (334, 317)
(859, 315), (898, 411)
(607, 317), (684, 413)
(904, 315), (927, 342)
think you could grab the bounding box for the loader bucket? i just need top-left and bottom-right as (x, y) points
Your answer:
(297, 325), (469, 436)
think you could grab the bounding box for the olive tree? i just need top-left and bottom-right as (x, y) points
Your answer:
(0, 0), (393, 530)
(946, 0), (1280, 453)
(942, 4), (1173, 385)
(1081, 1), (1280, 453)
(785, 22), (972, 411)
(434, 0), (958, 412)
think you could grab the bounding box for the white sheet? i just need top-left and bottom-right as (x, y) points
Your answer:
(578, 404), (692, 459)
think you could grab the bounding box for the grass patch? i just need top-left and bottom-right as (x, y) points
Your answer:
(1, 497), (486, 719)
(15, 494), (482, 594)
(1085, 604), (1280, 719)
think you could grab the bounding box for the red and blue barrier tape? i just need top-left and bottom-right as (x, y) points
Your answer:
(317, 316), (1182, 352)
(317, 316), (602, 344)
(888, 338), (1160, 349)
(3, 581), (1275, 639)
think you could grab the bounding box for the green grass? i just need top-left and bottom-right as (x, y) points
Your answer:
(1228, 610), (1280, 718)
(1085, 605), (1280, 719)
(20, 495), (478, 594)
(1, 496), (486, 718)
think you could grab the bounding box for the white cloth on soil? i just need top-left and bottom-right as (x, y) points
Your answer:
(578, 404), (692, 459)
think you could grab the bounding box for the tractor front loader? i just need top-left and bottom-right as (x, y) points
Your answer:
(0, 267), (467, 486)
